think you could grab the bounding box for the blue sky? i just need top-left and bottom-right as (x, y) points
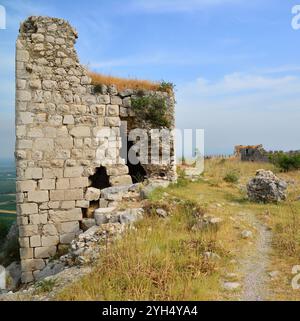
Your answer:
(0, 0), (300, 158)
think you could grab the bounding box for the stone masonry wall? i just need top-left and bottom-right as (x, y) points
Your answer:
(15, 16), (176, 283)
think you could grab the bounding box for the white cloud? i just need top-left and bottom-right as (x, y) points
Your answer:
(181, 72), (299, 97)
(176, 72), (300, 154)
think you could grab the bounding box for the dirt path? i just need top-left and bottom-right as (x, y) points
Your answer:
(240, 212), (272, 301)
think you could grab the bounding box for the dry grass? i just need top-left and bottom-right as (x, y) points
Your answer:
(56, 159), (300, 301)
(88, 71), (162, 92)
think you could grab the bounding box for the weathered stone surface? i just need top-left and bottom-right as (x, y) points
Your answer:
(16, 180), (37, 192)
(85, 187), (101, 201)
(28, 191), (49, 203)
(109, 175), (132, 186)
(49, 208), (83, 223)
(35, 246), (57, 259)
(19, 203), (38, 215)
(15, 15), (176, 283)
(247, 170), (288, 203)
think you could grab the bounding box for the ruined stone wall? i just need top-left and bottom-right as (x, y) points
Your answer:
(15, 16), (176, 283)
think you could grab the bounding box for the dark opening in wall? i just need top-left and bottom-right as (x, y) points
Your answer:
(126, 140), (147, 183)
(89, 166), (110, 190)
(82, 200), (99, 219)
(82, 167), (111, 218)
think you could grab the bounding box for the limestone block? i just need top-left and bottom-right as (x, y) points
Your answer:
(31, 33), (44, 42)
(20, 247), (33, 260)
(81, 76), (91, 85)
(19, 225), (38, 237)
(50, 190), (65, 201)
(27, 128), (44, 138)
(81, 218), (96, 230)
(16, 180), (37, 192)
(40, 213), (48, 224)
(76, 200), (89, 208)
(90, 104), (105, 116)
(93, 127), (111, 138)
(17, 91), (32, 102)
(21, 272), (34, 283)
(122, 97), (132, 108)
(63, 115), (74, 125)
(19, 203), (38, 215)
(16, 193), (25, 204)
(85, 187), (101, 201)
(30, 235), (41, 247)
(60, 233), (76, 244)
(17, 79), (26, 90)
(16, 50), (29, 62)
(106, 165), (129, 176)
(111, 96), (122, 105)
(33, 138), (54, 151)
(109, 175), (133, 186)
(24, 167), (43, 180)
(28, 214), (39, 225)
(49, 115), (63, 126)
(70, 126), (91, 137)
(38, 179), (55, 190)
(61, 201), (76, 209)
(56, 150), (71, 159)
(105, 117), (121, 127)
(99, 198), (109, 208)
(42, 80), (57, 90)
(42, 236), (59, 252)
(107, 105), (119, 117)
(28, 191), (49, 203)
(16, 125), (26, 138)
(120, 107), (128, 117)
(48, 201), (59, 209)
(29, 79), (42, 89)
(21, 259), (45, 272)
(62, 58), (73, 67)
(97, 94), (110, 104)
(35, 246), (57, 259)
(64, 166), (84, 178)
(44, 168), (64, 179)
(49, 208), (83, 223)
(56, 221), (79, 234)
(17, 216), (28, 226)
(64, 189), (84, 201)
(69, 177), (89, 188)
(55, 178), (69, 191)
(17, 112), (34, 124)
(42, 224), (58, 236)
(119, 89), (134, 97)
(17, 140), (33, 149)
(19, 237), (30, 248)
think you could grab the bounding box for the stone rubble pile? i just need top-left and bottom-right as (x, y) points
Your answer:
(247, 169), (288, 203)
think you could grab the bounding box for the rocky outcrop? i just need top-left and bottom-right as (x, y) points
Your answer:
(247, 170), (288, 203)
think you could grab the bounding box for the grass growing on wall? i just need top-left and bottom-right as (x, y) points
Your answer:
(88, 71), (173, 93)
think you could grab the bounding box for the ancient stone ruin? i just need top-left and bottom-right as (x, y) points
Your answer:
(234, 145), (269, 162)
(15, 16), (176, 283)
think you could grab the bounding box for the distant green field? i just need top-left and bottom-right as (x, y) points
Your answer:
(0, 161), (16, 212)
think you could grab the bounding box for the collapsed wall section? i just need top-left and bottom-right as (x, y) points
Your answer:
(15, 16), (176, 283)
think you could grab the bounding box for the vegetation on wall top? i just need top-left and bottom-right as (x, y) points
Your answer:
(88, 71), (174, 93)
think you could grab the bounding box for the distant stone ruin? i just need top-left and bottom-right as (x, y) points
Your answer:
(15, 16), (176, 283)
(234, 145), (269, 162)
